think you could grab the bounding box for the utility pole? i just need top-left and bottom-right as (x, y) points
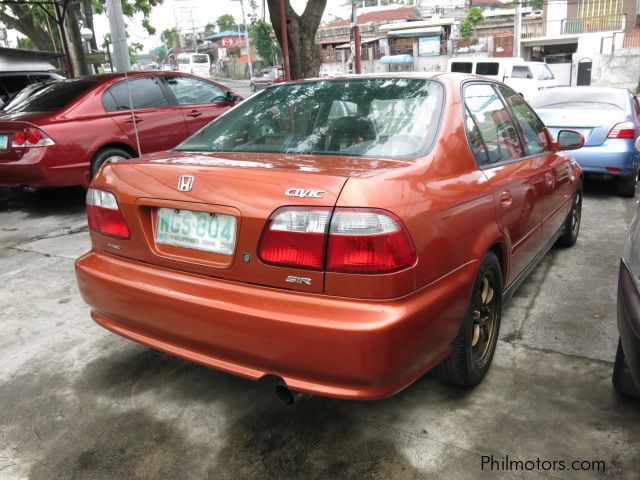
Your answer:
(105, 0), (130, 72)
(236, 0), (254, 79)
(351, 1), (361, 74)
(514, 0), (522, 58)
(279, 0), (290, 80)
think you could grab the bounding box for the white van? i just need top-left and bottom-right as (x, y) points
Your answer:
(177, 52), (211, 78)
(447, 57), (557, 101)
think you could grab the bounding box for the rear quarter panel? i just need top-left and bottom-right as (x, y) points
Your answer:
(328, 81), (505, 299)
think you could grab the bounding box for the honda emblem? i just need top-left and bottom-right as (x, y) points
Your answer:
(177, 175), (194, 192)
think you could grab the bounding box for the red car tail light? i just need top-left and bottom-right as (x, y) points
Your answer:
(608, 121), (635, 139)
(86, 187), (130, 239)
(327, 208), (417, 273)
(258, 207), (416, 274)
(11, 128), (54, 148)
(258, 207), (331, 269)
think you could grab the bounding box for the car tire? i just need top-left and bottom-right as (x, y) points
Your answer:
(437, 251), (502, 386)
(91, 147), (132, 178)
(557, 182), (582, 247)
(612, 338), (640, 399)
(616, 173), (637, 198)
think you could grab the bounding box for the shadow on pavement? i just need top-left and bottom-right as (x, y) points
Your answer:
(0, 187), (86, 219)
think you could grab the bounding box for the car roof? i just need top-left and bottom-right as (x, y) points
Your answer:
(81, 70), (195, 83)
(296, 71), (491, 86)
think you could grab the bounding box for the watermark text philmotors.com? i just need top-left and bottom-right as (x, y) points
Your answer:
(481, 455), (606, 473)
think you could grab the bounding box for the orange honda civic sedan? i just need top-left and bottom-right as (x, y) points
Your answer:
(75, 74), (584, 401)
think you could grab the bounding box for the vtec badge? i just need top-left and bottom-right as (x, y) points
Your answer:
(285, 188), (325, 198)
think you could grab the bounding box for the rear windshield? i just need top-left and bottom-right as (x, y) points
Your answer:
(192, 54), (209, 64)
(9, 79), (97, 113)
(531, 89), (627, 110)
(175, 78), (444, 159)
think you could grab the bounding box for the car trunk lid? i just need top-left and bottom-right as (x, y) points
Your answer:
(91, 151), (405, 293)
(536, 108), (629, 147)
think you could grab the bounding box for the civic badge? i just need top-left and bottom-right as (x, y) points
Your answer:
(178, 175), (194, 192)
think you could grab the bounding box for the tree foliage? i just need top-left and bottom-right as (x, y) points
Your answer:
(460, 6), (484, 40)
(93, 0), (163, 36)
(250, 20), (279, 66)
(160, 27), (180, 49)
(216, 14), (237, 33)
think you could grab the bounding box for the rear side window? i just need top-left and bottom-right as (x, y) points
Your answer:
(9, 80), (97, 113)
(476, 62), (499, 76)
(464, 83), (524, 166)
(451, 62), (472, 73)
(103, 77), (169, 111)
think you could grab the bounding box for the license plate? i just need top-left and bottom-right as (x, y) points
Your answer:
(0, 135), (8, 149)
(156, 208), (237, 255)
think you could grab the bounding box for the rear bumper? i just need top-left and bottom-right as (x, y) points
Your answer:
(617, 259), (640, 390)
(569, 140), (638, 176)
(0, 147), (85, 188)
(75, 251), (476, 400)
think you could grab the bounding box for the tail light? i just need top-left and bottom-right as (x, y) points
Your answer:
(608, 121), (635, 139)
(258, 207), (416, 273)
(327, 208), (416, 273)
(12, 128), (54, 147)
(86, 187), (130, 239)
(259, 207), (330, 269)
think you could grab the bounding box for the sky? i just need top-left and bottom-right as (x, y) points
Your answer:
(92, 0), (352, 52)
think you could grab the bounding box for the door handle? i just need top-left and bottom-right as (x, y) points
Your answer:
(186, 110), (202, 118)
(499, 190), (513, 208)
(124, 116), (143, 123)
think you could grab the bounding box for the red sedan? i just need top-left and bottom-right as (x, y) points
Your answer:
(76, 74), (584, 402)
(0, 71), (242, 189)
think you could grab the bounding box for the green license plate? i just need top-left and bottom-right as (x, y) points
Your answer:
(0, 135), (8, 149)
(156, 208), (237, 255)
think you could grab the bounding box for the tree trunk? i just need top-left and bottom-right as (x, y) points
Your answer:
(266, 0), (327, 79)
(0, 6), (54, 51)
(65, 0), (89, 76)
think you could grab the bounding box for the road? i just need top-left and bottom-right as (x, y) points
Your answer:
(0, 179), (639, 479)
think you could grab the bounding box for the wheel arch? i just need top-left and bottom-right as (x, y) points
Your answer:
(91, 142), (139, 166)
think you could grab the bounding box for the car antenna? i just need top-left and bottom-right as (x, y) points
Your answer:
(123, 69), (142, 156)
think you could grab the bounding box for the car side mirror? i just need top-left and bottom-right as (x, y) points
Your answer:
(527, 73), (533, 79)
(225, 91), (241, 103)
(557, 129), (584, 150)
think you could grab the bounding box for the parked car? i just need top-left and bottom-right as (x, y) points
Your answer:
(250, 66), (284, 92)
(75, 74), (583, 402)
(614, 199), (640, 399)
(0, 71), (64, 109)
(0, 79), (60, 113)
(531, 87), (640, 197)
(177, 52), (211, 78)
(0, 71), (243, 189)
(448, 57), (557, 101)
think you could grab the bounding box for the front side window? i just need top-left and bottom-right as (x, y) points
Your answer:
(511, 66), (532, 79)
(163, 76), (225, 105)
(500, 86), (549, 156)
(464, 83), (524, 166)
(175, 78), (444, 159)
(103, 77), (169, 112)
(192, 54), (209, 64)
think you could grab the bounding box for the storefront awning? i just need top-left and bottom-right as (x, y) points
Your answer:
(379, 54), (413, 64)
(387, 26), (442, 38)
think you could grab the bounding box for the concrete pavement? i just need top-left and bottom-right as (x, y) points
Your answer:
(0, 181), (639, 479)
